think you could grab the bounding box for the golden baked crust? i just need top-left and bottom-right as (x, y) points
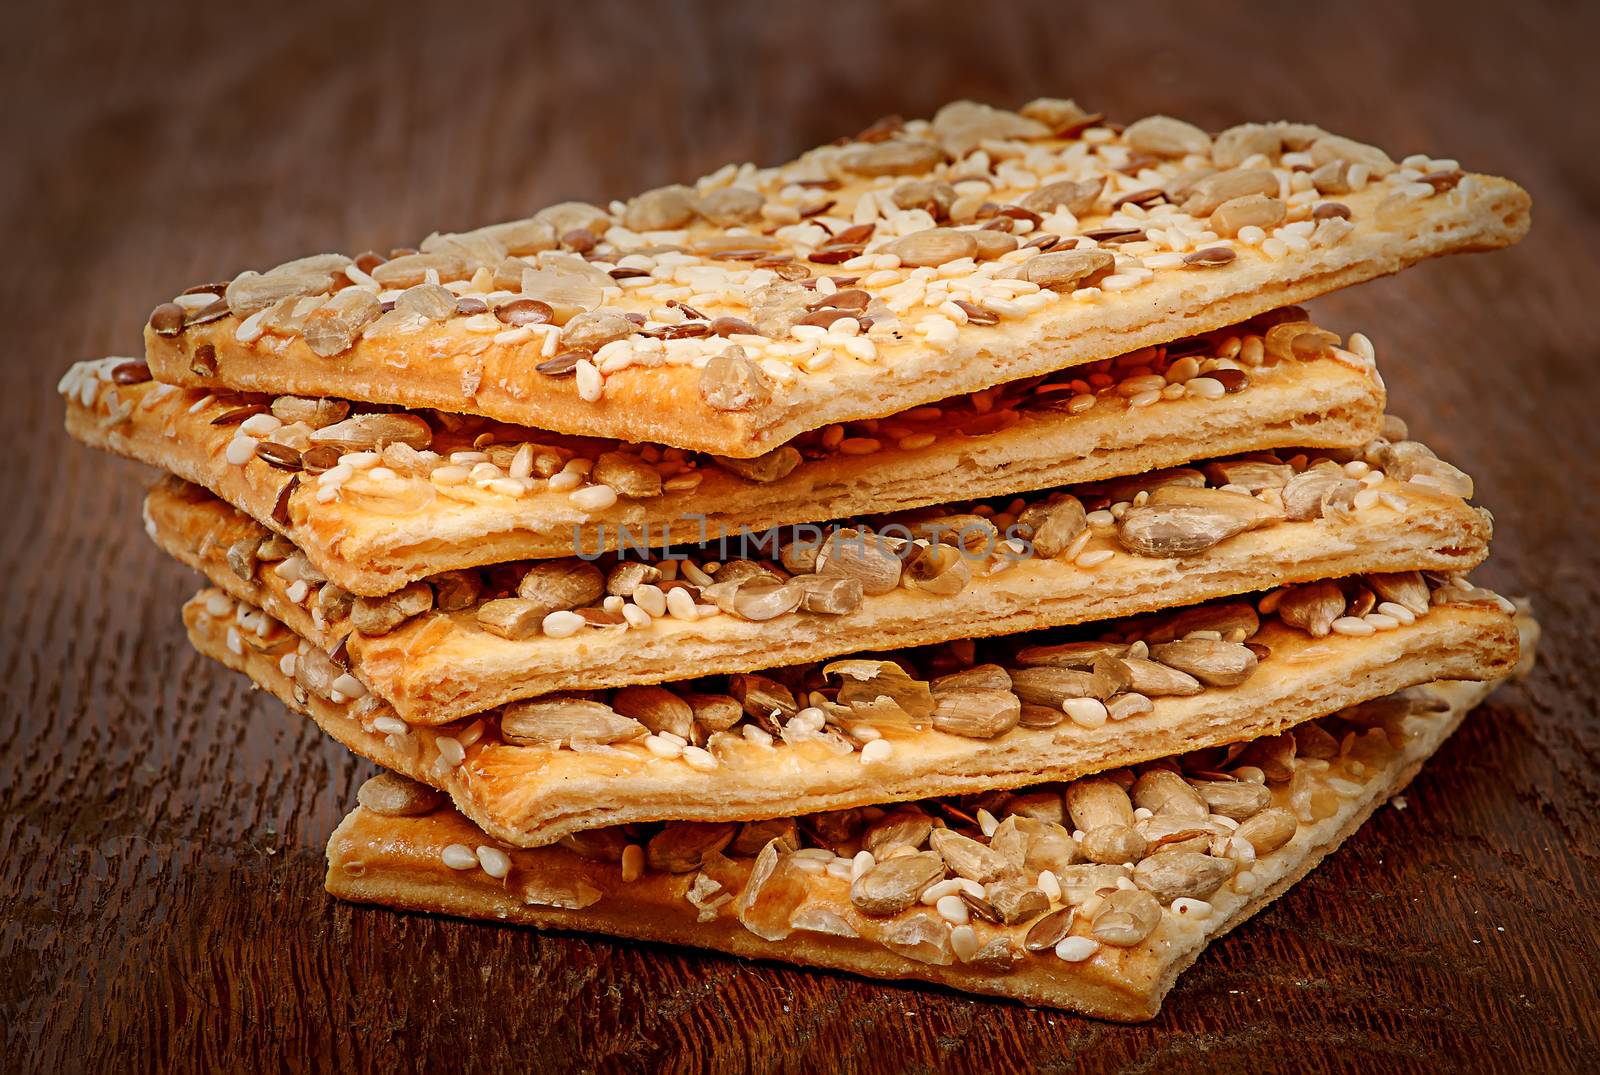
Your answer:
(146, 442), (1492, 724)
(182, 585), (1520, 848)
(140, 104), (1528, 457)
(324, 676), (1507, 1020)
(69, 317), (1383, 595)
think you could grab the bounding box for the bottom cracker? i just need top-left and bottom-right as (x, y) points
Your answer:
(324, 661), (1528, 1020)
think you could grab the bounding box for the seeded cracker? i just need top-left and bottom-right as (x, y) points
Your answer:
(141, 102), (1528, 458)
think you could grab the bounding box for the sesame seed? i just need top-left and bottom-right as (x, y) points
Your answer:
(332, 673), (366, 698)
(1171, 897), (1213, 919)
(476, 846), (512, 879)
(224, 437), (256, 465)
(1331, 616), (1377, 637)
(571, 484), (619, 511)
(621, 844), (644, 882)
(936, 894), (969, 925)
(851, 850), (875, 880)
(860, 738), (893, 765)
(665, 587), (698, 620)
(1037, 870), (1062, 902)
(541, 610), (584, 638)
(1062, 697), (1108, 728)
(645, 734), (683, 759)
(1075, 548), (1115, 568)
(436, 735), (466, 766)
(921, 879), (963, 905)
(1055, 936), (1099, 962)
(441, 844), (478, 870)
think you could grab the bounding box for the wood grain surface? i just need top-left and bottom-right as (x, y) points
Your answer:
(3, 0), (1597, 1071)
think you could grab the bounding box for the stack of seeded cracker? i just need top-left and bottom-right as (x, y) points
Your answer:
(62, 100), (1539, 1020)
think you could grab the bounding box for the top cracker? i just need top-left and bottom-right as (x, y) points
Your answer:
(143, 100), (1529, 458)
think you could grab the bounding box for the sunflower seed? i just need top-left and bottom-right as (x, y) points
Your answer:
(679, 692), (741, 733)
(590, 451), (662, 499)
(1133, 851), (1236, 903)
(1124, 115), (1212, 158)
(864, 809), (935, 857)
(883, 228), (979, 268)
(840, 139), (945, 177)
(850, 852), (947, 916)
(1007, 667), (1098, 707)
(225, 538), (260, 581)
(517, 559), (603, 616)
(930, 828), (1013, 884)
(1017, 496), (1087, 558)
(1188, 779), (1272, 820)
(1090, 888), (1162, 946)
(1019, 178), (1103, 216)
(1011, 640), (1127, 669)
(1235, 807), (1298, 855)
(699, 345), (773, 412)
(815, 529), (903, 595)
(1116, 487), (1277, 557)
(501, 697), (646, 747)
(729, 674), (798, 724)
(903, 542), (971, 596)
(270, 396), (350, 429)
(1181, 169), (1279, 216)
(701, 578), (803, 622)
(646, 822), (737, 874)
(225, 269), (336, 318)
(1276, 580), (1347, 637)
(1067, 778), (1136, 832)
(1367, 570), (1430, 616)
(350, 581), (434, 636)
(1149, 639), (1257, 687)
(711, 445), (802, 484)
(430, 570), (483, 613)
(1212, 123), (1286, 167)
(1132, 769), (1209, 819)
(1016, 249), (1115, 292)
(356, 772), (444, 817)
(1210, 194), (1287, 237)
(1079, 824), (1148, 865)
(475, 598), (545, 640)
(931, 689), (1021, 739)
(309, 413), (432, 452)
(1116, 657), (1200, 698)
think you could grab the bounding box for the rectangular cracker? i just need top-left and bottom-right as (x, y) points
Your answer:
(141, 103), (1527, 458)
(325, 674), (1508, 1020)
(183, 577), (1520, 849)
(146, 423), (1492, 723)
(71, 313), (1382, 595)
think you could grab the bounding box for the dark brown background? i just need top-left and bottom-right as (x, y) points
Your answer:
(3, 0), (1596, 1071)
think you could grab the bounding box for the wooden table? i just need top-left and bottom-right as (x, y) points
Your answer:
(5, 1), (1596, 1070)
